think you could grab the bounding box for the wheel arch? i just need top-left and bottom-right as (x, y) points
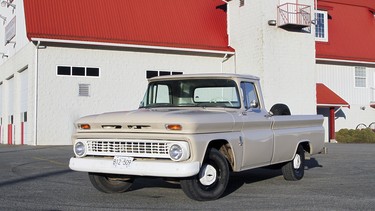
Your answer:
(207, 139), (235, 171)
(299, 140), (311, 154)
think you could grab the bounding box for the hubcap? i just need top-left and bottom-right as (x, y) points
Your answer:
(199, 164), (217, 186)
(293, 154), (301, 169)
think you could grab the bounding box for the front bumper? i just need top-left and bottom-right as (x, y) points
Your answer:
(69, 157), (200, 177)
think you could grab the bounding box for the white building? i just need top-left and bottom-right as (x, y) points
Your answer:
(0, 0), (317, 145)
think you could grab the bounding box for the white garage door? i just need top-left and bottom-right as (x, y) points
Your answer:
(19, 68), (28, 145)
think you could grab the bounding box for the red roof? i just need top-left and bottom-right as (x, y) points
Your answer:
(23, 0), (233, 53)
(316, 83), (350, 107)
(316, 0), (375, 62)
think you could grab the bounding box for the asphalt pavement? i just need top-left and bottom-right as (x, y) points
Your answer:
(0, 143), (374, 210)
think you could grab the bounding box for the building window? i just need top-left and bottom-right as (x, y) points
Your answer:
(146, 70), (183, 79)
(239, 0), (245, 7)
(57, 66), (100, 77)
(72, 67), (85, 76)
(355, 67), (366, 88)
(86, 67), (100, 77)
(57, 66), (71, 75)
(315, 10), (328, 42)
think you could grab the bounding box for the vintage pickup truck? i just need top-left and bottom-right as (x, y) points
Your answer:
(69, 74), (325, 201)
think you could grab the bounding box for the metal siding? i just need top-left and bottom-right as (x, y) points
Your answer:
(316, 1), (375, 62)
(23, 0), (232, 52)
(317, 64), (372, 105)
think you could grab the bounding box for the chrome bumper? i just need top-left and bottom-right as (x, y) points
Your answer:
(69, 157), (200, 177)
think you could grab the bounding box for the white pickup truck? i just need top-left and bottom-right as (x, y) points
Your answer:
(69, 74), (325, 201)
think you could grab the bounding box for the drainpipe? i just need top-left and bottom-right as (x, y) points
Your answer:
(33, 41), (40, 145)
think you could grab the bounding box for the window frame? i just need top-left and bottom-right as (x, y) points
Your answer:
(315, 10), (329, 42)
(354, 66), (366, 88)
(56, 66), (100, 78)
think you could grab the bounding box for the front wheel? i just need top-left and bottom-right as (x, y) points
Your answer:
(88, 173), (134, 193)
(281, 145), (305, 181)
(180, 148), (230, 201)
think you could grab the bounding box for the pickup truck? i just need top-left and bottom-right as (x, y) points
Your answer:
(69, 74), (325, 201)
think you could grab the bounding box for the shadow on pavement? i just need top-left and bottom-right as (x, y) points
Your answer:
(0, 169), (72, 188)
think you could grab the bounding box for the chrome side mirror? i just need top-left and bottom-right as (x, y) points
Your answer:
(250, 100), (259, 109)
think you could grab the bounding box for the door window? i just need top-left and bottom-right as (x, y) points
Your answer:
(240, 82), (260, 109)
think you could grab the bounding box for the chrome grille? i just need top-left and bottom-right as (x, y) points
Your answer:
(84, 139), (170, 158)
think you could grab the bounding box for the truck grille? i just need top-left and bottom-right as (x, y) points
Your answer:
(83, 139), (170, 158)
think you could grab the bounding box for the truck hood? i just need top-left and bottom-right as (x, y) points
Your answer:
(76, 108), (238, 134)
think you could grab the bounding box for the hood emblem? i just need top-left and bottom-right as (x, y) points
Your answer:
(102, 125), (122, 129)
(127, 125), (150, 129)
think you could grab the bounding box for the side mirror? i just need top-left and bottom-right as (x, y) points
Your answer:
(250, 100), (259, 109)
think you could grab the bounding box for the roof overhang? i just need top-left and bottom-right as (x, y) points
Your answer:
(31, 38), (235, 56)
(316, 83), (350, 108)
(316, 58), (375, 67)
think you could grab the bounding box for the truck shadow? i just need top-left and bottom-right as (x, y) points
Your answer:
(223, 158), (323, 197)
(129, 158), (323, 197)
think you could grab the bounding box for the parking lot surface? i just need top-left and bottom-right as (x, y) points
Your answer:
(0, 143), (374, 210)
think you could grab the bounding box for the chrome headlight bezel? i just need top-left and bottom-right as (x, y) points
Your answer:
(168, 142), (190, 161)
(74, 141), (87, 157)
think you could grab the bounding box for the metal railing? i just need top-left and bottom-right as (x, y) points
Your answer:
(278, 3), (311, 28)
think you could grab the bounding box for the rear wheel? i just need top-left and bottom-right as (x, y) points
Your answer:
(281, 145), (305, 181)
(180, 148), (230, 201)
(88, 173), (133, 193)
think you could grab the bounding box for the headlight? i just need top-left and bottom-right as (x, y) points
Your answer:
(169, 144), (183, 161)
(74, 141), (86, 157)
(168, 143), (190, 161)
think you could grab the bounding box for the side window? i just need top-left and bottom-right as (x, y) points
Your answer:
(240, 82), (259, 109)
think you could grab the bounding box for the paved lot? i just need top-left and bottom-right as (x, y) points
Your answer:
(0, 143), (374, 211)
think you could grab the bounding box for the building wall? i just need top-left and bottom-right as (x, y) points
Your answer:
(317, 63), (375, 130)
(0, 42), (35, 145)
(227, 0), (317, 114)
(35, 46), (234, 145)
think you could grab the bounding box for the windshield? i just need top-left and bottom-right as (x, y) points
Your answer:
(140, 79), (240, 108)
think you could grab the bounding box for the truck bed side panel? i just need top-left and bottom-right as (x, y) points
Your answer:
(271, 115), (324, 164)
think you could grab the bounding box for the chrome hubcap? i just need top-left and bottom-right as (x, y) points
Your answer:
(293, 154), (301, 169)
(199, 164), (217, 186)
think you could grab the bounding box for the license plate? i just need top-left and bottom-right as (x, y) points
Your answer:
(113, 156), (134, 168)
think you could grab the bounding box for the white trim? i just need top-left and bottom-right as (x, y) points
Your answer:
(316, 58), (375, 66)
(317, 104), (349, 107)
(31, 38), (235, 55)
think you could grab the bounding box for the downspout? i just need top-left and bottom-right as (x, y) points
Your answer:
(33, 41), (40, 145)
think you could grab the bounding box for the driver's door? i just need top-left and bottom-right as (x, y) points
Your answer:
(240, 81), (274, 169)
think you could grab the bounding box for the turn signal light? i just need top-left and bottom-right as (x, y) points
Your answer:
(166, 124), (182, 131)
(80, 124), (91, 130)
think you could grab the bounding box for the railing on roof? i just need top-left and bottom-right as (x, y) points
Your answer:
(277, 3), (311, 30)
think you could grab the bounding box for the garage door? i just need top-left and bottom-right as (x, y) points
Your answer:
(19, 68), (28, 145)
